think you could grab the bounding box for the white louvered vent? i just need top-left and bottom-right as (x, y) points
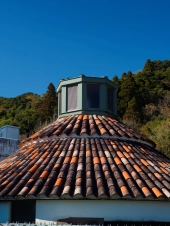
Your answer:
(67, 84), (78, 111)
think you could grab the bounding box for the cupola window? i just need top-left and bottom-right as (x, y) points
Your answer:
(87, 83), (100, 109)
(57, 75), (118, 117)
(67, 84), (78, 111)
(107, 86), (114, 112)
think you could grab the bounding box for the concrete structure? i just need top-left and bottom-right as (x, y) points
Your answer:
(0, 138), (19, 160)
(0, 125), (19, 160)
(0, 125), (20, 140)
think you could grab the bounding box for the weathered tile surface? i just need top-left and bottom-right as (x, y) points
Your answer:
(0, 136), (170, 200)
(20, 115), (155, 147)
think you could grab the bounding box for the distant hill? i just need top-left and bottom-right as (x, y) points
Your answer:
(114, 59), (170, 157)
(0, 83), (58, 140)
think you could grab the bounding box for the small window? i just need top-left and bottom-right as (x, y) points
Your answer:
(67, 84), (78, 111)
(107, 86), (114, 112)
(87, 84), (100, 109)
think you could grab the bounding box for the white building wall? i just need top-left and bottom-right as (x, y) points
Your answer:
(7, 127), (19, 140)
(36, 200), (170, 223)
(0, 127), (6, 138)
(0, 202), (11, 223)
(0, 156), (6, 161)
(0, 138), (19, 159)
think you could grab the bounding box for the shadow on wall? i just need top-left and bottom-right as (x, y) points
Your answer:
(57, 217), (104, 225)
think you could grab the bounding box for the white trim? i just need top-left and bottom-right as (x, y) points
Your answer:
(21, 134), (153, 148)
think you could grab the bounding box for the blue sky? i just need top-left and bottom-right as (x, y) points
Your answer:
(0, 0), (170, 97)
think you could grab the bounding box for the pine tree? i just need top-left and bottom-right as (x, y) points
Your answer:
(36, 83), (58, 122)
(123, 97), (142, 122)
(112, 75), (119, 84)
(118, 71), (137, 118)
(43, 83), (58, 119)
(143, 59), (154, 72)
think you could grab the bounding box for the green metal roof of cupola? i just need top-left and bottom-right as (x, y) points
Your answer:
(57, 74), (118, 118)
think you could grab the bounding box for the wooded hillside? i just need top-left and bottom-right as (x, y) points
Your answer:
(0, 59), (170, 156)
(0, 83), (58, 139)
(115, 59), (170, 157)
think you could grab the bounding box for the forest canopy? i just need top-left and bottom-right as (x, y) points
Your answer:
(115, 59), (170, 157)
(0, 83), (58, 138)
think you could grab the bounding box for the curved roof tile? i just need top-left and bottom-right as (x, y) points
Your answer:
(0, 136), (170, 200)
(20, 115), (155, 147)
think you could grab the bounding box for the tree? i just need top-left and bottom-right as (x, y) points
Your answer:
(36, 83), (58, 122)
(118, 71), (138, 118)
(123, 97), (142, 122)
(143, 59), (154, 72)
(112, 75), (119, 84)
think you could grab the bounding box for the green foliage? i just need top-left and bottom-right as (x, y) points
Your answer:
(123, 97), (142, 122)
(143, 59), (154, 72)
(0, 83), (58, 138)
(114, 59), (170, 157)
(36, 82), (58, 122)
(112, 75), (119, 84)
(118, 71), (138, 118)
(141, 119), (170, 157)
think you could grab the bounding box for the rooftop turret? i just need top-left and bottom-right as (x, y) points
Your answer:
(57, 75), (118, 118)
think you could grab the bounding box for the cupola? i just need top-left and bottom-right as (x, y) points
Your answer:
(57, 75), (118, 117)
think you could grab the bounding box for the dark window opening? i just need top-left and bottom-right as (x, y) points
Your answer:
(87, 84), (100, 109)
(67, 84), (78, 111)
(107, 86), (114, 112)
(11, 200), (35, 223)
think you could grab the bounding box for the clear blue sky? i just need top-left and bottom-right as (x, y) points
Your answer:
(0, 0), (170, 97)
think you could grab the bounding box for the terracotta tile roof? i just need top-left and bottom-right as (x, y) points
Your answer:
(20, 115), (155, 147)
(0, 136), (170, 200)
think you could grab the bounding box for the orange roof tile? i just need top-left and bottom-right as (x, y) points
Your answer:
(20, 114), (155, 147)
(0, 114), (170, 201)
